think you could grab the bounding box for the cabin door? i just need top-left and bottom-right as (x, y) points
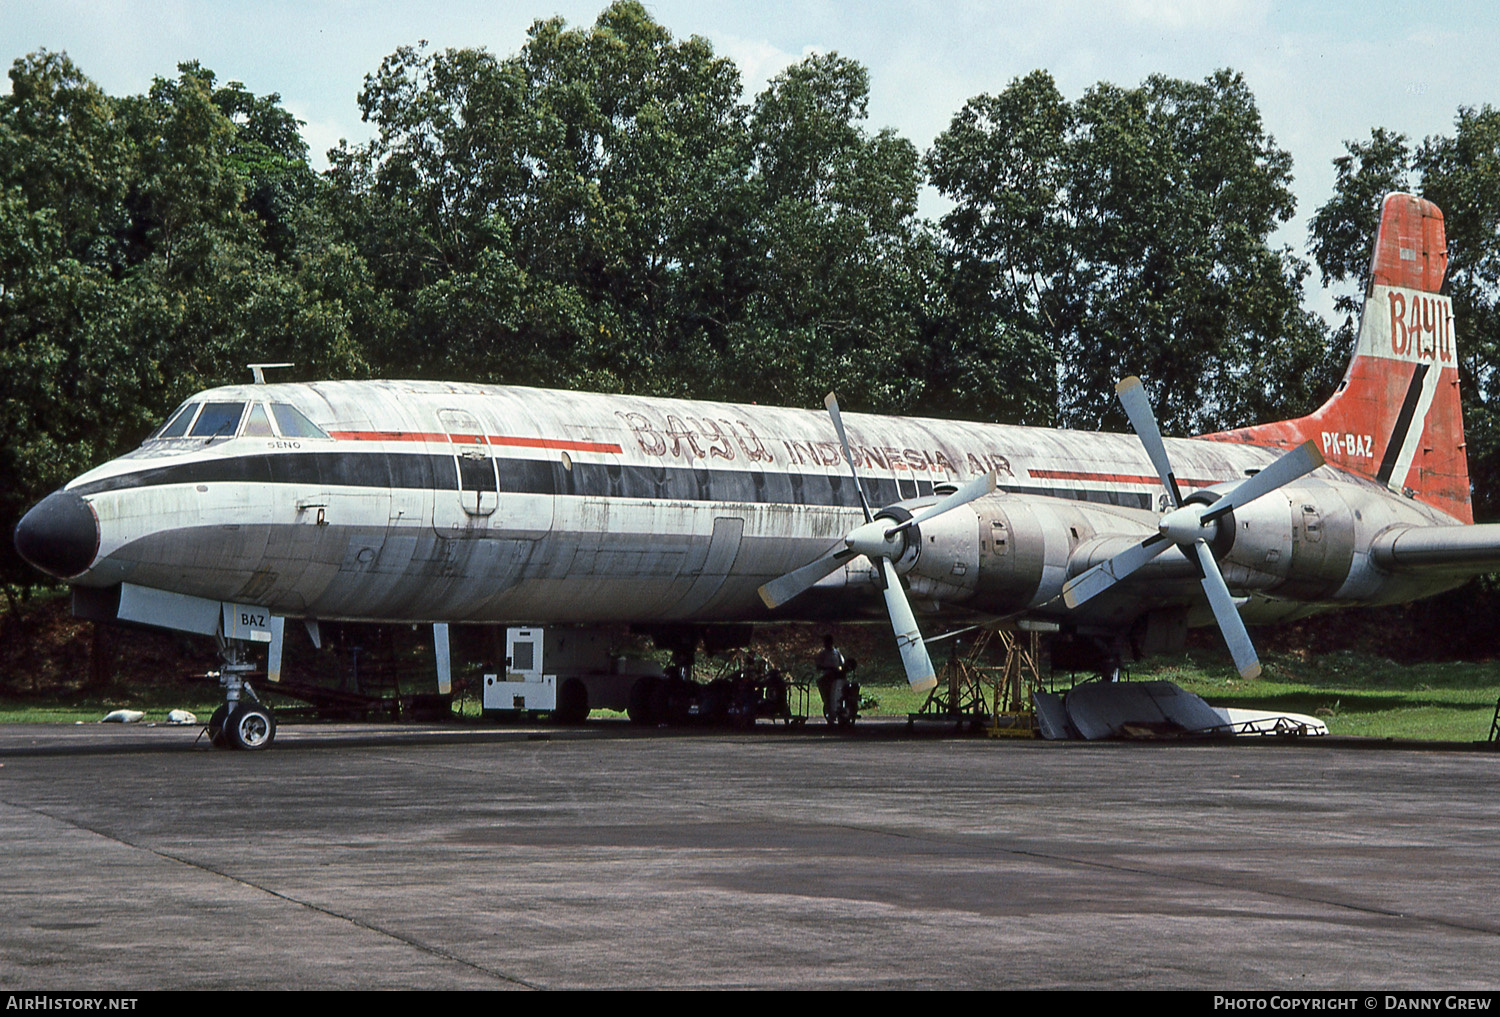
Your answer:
(438, 408), (498, 518)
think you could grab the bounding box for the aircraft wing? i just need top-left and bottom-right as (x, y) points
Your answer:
(1370, 523), (1500, 574)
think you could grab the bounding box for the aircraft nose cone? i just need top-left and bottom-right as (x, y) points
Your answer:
(14, 489), (99, 579)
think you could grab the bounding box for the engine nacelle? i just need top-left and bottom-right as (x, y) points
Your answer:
(1211, 482), (1355, 600)
(881, 479), (1448, 624)
(888, 502), (980, 603)
(970, 495), (1132, 610)
(968, 483), (1366, 616)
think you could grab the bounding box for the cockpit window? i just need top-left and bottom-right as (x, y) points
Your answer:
(270, 403), (330, 439)
(143, 399), (327, 444)
(189, 402), (246, 439)
(243, 403), (274, 437)
(153, 402), (198, 440)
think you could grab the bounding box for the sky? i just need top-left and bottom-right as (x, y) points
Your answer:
(4, 0), (1499, 317)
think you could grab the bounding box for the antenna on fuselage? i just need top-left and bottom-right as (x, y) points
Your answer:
(248, 363), (295, 385)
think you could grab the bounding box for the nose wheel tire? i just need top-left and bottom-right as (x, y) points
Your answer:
(225, 702), (276, 750)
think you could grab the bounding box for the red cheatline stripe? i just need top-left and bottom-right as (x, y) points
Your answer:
(486, 435), (624, 454)
(329, 430), (623, 454)
(1028, 469), (1220, 487)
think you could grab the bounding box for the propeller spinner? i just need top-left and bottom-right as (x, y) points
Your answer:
(757, 393), (996, 693)
(1062, 376), (1325, 679)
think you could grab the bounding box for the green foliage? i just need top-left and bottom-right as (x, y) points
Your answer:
(733, 52), (935, 412)
(929, 69), (1340, 434)
(0, 53), (373, 587)
(1418, 108), (1500, 526)
(331, 3), (936, 412)
(1308, 127), (1411, 322)
(4, 2), (1500, 670)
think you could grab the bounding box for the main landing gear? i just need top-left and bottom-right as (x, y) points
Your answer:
(204, 638), (277, 750)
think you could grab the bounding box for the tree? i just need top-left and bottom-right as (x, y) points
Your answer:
(0, 53), (137, 589)
(334, 3), (937, 412)
(334, 3), (754, 393)
(0, 55), (372, 591)
(1307, 127), (1412, 333)
(728, 52), (937, 414)
(925, 70), (1070, 424)
(928, 69), (1338, 435)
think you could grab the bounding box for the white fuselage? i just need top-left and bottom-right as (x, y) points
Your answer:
(62, 380), (1461, 630)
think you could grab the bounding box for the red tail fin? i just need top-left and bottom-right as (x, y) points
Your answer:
(1204, 193), (1470, 523)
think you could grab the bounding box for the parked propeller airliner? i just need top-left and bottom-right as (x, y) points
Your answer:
(15, 193), (1500, 749)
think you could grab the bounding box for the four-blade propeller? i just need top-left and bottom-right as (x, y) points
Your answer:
(767, 378), (1323, 688)
(758, 393), (995, 692)
(1062, 376), (1325, 679)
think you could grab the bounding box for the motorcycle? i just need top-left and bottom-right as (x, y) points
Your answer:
(820, 657), (860, 728)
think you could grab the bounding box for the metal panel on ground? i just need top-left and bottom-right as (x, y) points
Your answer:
(1064, 680), (1226, 740)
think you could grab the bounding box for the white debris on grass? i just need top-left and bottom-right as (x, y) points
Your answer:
(100, 709), (145, 724)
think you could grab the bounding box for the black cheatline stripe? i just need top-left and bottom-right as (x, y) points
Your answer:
(997, 484), (1153, 510)
(71, 450), (1156, 511)
(71, 451), (938, 509)
(1376, 363), (1431, 485)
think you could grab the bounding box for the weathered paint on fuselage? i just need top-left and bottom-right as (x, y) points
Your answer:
(62, 380), (1465, 631)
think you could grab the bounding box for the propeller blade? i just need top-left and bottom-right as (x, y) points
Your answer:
(1202, 441), (1325, 524)
(879, 558), (938, 692)
(825, 392), (874, 524)
(1062, 534), (1172, 608)
(758, 545), (858, 609)
(1192, 541), (1263, 680)
(1116, 376), (1183, 507)
(889, 471), (997, 533)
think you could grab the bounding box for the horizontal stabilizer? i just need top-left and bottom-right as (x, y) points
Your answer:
(1370, 523), (1500, 574)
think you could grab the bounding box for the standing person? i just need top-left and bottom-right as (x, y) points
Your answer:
(815, 635), (846, 724)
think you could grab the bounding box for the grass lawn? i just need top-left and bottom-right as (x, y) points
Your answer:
(0, 689), (241, 725)
(3, 647), (1497, 743)
(857, 648), (1500, 742)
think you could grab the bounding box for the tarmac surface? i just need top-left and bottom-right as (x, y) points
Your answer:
(1, 718), (1498, 990)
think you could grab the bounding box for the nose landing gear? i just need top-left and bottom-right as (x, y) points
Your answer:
(204, 638), (277, 750)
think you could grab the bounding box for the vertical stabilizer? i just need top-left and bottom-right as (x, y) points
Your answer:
(1203, 193), (1470, 523)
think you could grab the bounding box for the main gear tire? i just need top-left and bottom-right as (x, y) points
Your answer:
(206, 705), (228, 748)
(554, 678), (589, 725)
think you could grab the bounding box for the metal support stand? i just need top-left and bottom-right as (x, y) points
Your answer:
(905, 626), (1042, 736)
(988, 630), (1041, 738)
(909, 633), (992, 732)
